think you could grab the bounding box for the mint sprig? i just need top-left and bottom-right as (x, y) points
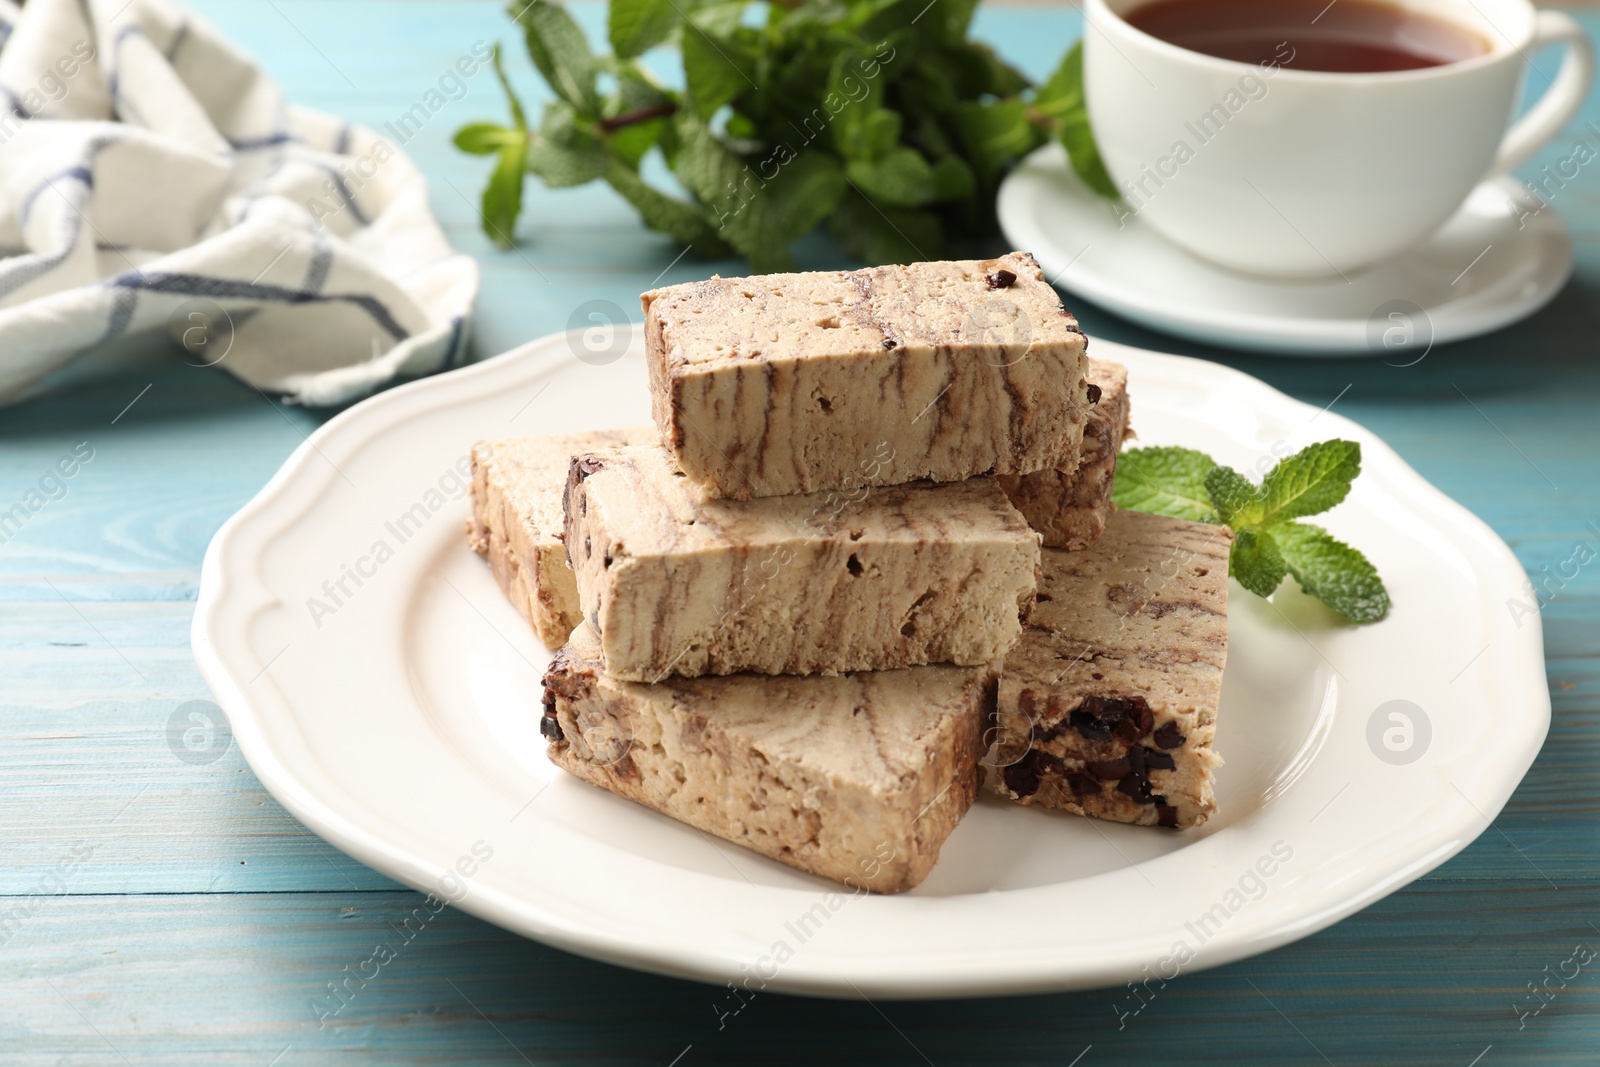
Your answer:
(1031, 41), (1117, 199)
(455, 1), (1119, 266)
(1107, 445), (1216, 523)
(453, 45), (531, 249)
(1112, 441), (1390, 624)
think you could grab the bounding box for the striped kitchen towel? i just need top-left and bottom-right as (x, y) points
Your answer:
(0, 0), (478, 407)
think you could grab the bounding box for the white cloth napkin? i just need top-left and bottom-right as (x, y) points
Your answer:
(0, 0), (478, 407)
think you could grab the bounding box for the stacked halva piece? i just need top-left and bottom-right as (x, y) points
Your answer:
(468, 252), (1231, 892)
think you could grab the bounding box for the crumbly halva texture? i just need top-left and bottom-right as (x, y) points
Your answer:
(564, 444), (1041, 681)
(542, 624), (995, 893)
(468, 430), (655, 648)
(642, 251), (1091, 500)
(998, 359), (1131, 550)
(991, 510), (1230, 829)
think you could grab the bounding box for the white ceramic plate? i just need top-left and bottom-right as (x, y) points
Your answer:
(997, 143), (1574, 355)
(193, 331), (1549, 998)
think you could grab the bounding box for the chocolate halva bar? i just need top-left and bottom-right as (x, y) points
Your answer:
(642, 251), (1092, 500)
(999, 358), (1131, 550)
(468, 430), (654, 648)
(992, 509), (1230, 829)
(542, 623), (994, 893)
(563, 444), (1040, 681)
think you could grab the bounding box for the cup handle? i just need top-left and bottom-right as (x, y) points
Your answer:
(1490, 10), (1595, 176)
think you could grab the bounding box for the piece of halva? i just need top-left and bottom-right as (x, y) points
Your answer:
(542, 624), (994, 893)
(992, 510), (1230, 830)
(642, 252), (1091, 500)
(563, 444), (1040, 680)
(468, 430), (654, 647)
(998, 358), (1131, 551)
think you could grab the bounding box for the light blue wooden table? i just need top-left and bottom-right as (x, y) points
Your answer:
(3, 2), (1598, 1063)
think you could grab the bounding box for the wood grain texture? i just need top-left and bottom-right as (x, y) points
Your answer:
(1, 883), (1599, 1066)
(2, 0), (1598, 1062)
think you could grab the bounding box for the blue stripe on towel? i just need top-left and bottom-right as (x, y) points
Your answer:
(444, 315), (466, 367)
(105, 25), (148, 109)
(230, 132), (299, 151)
(106, 271), (411, 342)
(1, 135), (119, 297)
(0, 242), (77, 299)
(303, 242), (333, 293)
(305, 161), (370, 227)
(99, 286), (139, 344)
(165, 21), (189, 61)
(17, 164), (94, 230)
(0, 84), (28, 121)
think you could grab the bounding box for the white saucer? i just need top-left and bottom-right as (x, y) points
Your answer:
(997, 143), (1574, 356)
(193, 331), (1548, 998)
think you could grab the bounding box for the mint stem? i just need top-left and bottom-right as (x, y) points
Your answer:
(597, 102), (678, 133)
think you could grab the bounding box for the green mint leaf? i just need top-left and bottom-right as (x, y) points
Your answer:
(953, 98), (1037, 181)
(526, 103), (606, 187)
(929, 155), (976, 201)
(1230, 528), (1287, 598)
(602, 158), (730, 256)
(481, 133), (530, 249)
(527, 138), (604, 186)
(686, 0), (745, 38)
(673, 114), (781, 266)
(901, 60), (959, 117)
(1112, 446), (1219, 523)
(905, 108), (956, 162)
(682, 20), (756, 119)
(510, 0), (601, 116)
(454, 122), (519, 155)
(836, 107), (902, 161)
(1058, 112), (1119, 200)
(724, 112), (758, 140)
(598, 64), (674, 166)
(488, 43), (527, 130)
(854, 0), (933, 44)
(1204, 464), (1267, 528)
(1033, 40), (1084, 120)
(1261, 439), (1361, 524)
(827, 48), (887, 159)
(758, 150), (849, 256)
(608, 0), (677, 58)
(863, 109), (903, 157)
(674, 115), (844, 271)
(605, 117), (667, 168)
(845, 147), (937, 207)
(828, 187), (942, 265)
(927, 0), (980, 45)
(973, 44), (1031, 97)
(538, 100), (597, 148)
(1047, 42), (1119, 200)
(1272, 521), (1391, 623)
(937, 40), (1028, 98)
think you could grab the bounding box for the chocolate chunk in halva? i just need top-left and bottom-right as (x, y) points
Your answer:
(991, 510), (1230, 830)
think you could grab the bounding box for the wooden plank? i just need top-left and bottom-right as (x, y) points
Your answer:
(1, 883), (1598, 1065)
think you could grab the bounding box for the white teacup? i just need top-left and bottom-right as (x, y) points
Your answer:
(1084, 0), (1595, 277)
